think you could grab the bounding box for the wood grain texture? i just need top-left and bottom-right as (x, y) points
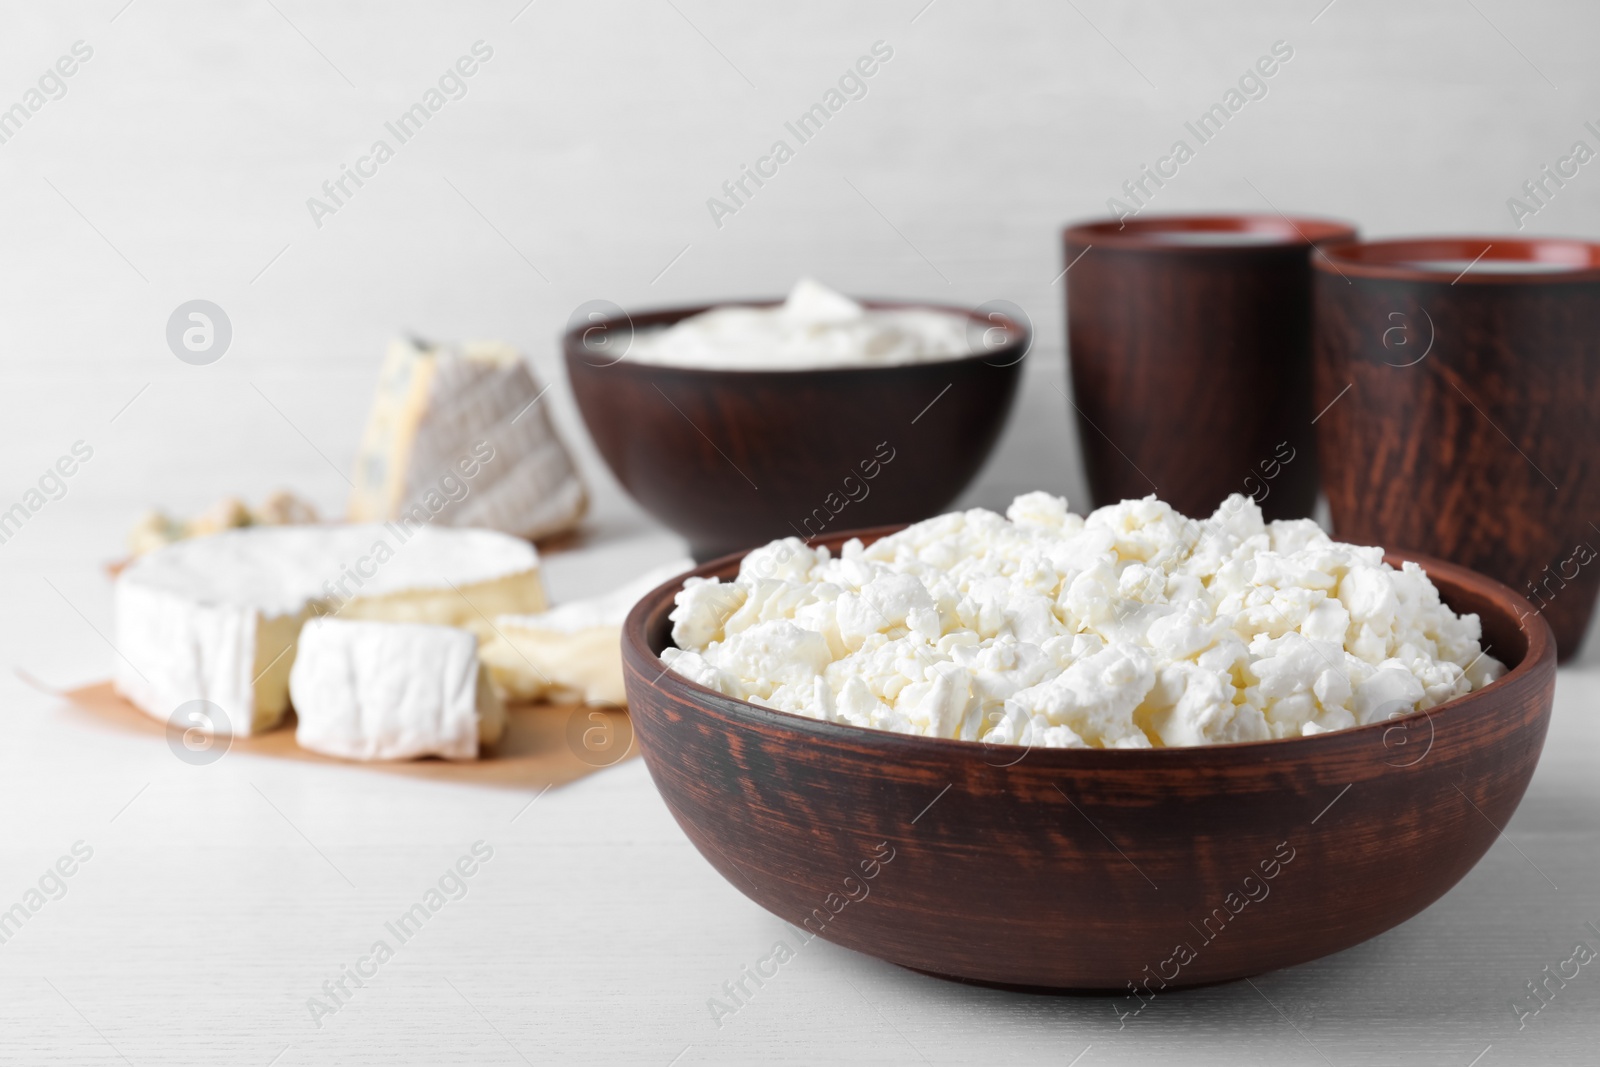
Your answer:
(1313, 237), (1600, 661)
(622, 527), (1555, 992)
(564, 303), (1025, 561)
(1063, 215), (1357, 522)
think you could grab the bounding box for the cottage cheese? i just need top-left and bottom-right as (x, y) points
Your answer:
(622, 278), (979, 369)
(660, 493), (1505, 748)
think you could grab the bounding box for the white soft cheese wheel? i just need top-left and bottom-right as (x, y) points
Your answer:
(113, 523), (543, 736)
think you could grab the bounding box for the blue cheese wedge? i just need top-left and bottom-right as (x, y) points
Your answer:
(290, 619), (505, 761)
(347, 338), (586, 541)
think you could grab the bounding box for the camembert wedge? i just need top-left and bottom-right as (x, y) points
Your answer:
(290, 619), (505, 761)
(481, 558), (691, 707)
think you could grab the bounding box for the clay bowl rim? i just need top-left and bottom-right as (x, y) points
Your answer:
(1062, 213), (1357, 253)
(1312, 236), (1600, 285)
(624, 523), (1554, 763)
(561, 297), (1031, 376)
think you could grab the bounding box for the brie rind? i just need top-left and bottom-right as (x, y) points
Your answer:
(290, 618), (505, 761)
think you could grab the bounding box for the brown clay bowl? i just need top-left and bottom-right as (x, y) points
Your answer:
(564, 301), (1026, 561)
(622, 526), (1556, 991)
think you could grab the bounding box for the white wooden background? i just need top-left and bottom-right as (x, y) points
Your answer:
(1, 1), (1598, 1062)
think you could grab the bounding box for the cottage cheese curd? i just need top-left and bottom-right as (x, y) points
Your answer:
(622, 278), (979, 369)
(660, 493), (1506, 748)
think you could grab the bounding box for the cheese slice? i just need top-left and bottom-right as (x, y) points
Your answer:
(290, 618), (504, 761)
(481, 558), (692, 707)
(113, 523), (544, 736)
(348, 338), (587, 541)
